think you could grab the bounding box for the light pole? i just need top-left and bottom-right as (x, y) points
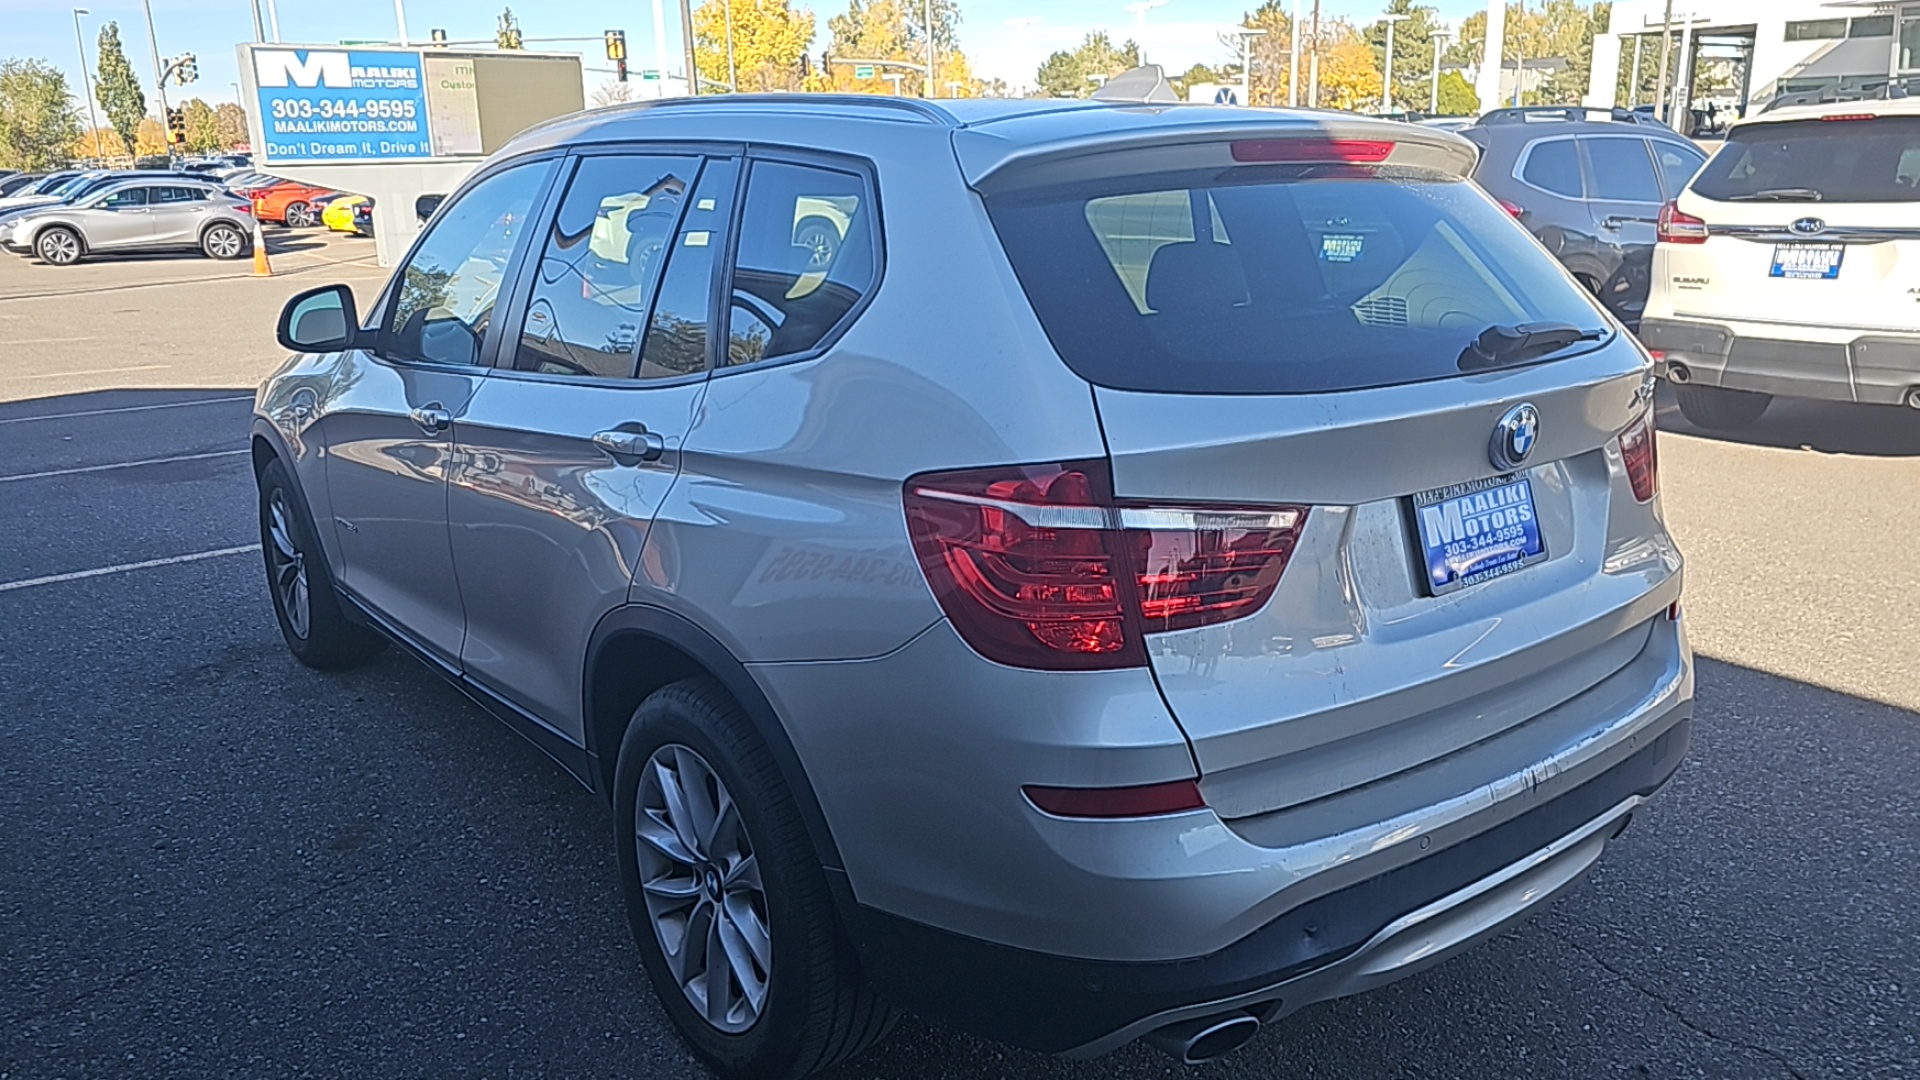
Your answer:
(140, 0), (171, 160)
(1288, 0), (1301, 105)
(1124, 0), (1169, 66)
(1379, 13), (1408, 114)
(1430, 29), (1451, 113)
(72, 9), (103, 161)
(392, 0), (410, 45)
(883, 72), (906, 95)
(926, 0), (936, 97)
(724, 0), (737, 91)
(265, 0), (280, 42)
(1234, 26), (1267, 105)
(1309, 0), (1322, 107)
(650, 0), (671, 95)
(947, 80), (964, 97)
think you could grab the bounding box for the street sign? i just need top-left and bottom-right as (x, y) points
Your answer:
(854, 65), (875, 79)
(251, 47), (434, 162)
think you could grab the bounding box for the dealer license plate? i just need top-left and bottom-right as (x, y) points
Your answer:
(1411, 475), (1547, 596)
(1770, 244), (1844, 280)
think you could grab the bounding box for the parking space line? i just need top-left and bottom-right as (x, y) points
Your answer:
(0, 449), (248, 484)
(0, 545), (256, 594)
(0, 395), (254, 426)
(17, 364), (170, 380)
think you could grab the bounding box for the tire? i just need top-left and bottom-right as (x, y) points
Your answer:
(284, 201), (313, 228)
(35, 226), (82, 266)
(614, 678), (896, 1080)
(201, 222), (247, 260)
(1673, 383), (1772, 429)
(257, 458), (385, 670)
(793, 216), (840, 273)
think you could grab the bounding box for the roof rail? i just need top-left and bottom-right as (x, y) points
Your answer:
(511, 92), (957, 145)
(1478, 105), (1650, 126)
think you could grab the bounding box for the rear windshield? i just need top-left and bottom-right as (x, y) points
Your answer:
(1691, 116), (1920, 203)
(986, 164), (1606, 394)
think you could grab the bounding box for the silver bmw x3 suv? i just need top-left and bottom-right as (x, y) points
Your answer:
(252, 95), (1692, 1077)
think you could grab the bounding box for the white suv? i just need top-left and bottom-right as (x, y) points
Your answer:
(1642, 100), (1920, 427)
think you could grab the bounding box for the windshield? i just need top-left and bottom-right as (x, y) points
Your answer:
(1691, 116), (1920, 203)
(986, 163), (1608, 394)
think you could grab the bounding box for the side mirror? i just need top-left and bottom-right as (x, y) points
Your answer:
(277, 284), (361, 352)
(415, 193), (445, 224)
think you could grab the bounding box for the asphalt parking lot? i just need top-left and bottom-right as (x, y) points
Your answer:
(1, 231), (1916, 1080)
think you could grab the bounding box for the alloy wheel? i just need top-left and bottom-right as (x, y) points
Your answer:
(38, 230), (79, 265)
(206, 226), (243, 259)
(635, 743), (771, 1034)
(266, 488), (311, 639)
(286, 203), (311, 227)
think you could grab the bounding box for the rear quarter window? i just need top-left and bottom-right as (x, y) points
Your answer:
(987, 164), (1607, 394)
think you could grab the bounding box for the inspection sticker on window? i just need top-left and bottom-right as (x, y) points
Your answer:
(1320, 233), (1365, 263)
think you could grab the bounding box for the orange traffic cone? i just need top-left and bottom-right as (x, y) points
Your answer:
(251, 218), (273, 277)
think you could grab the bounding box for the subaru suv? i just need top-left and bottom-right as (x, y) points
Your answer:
(1644, 100), (1920, 426)
(252, 95), (1692, 1078)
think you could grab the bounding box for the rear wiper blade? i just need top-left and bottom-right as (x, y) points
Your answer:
(1458, 322), (1608, 372)
(1726, 187), (1824, 201)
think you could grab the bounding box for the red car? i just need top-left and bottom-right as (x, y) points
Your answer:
(250, 181), (335, 228)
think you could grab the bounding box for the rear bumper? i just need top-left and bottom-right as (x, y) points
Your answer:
(1641, 316), (1920, 406)
(847, 713), (1691, 1055)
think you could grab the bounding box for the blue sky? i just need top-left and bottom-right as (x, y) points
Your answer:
(6, 0), (1492, 114)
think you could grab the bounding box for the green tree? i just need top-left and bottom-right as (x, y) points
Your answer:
(181, 98), (220, 153)
(0, 59), (82, 171)
(1034, 31), (1141, 98)
(1233, 1), (1296, 107)
(1435, 68), (1479, 114)
(823, 0), (961, 95)
(1450, 1), (1607, 107)
(214, 102), (248, 149)
(95, 21), (147, 156)
(1365, 0), (1447, 110)
(1170, 62), (1220, 100)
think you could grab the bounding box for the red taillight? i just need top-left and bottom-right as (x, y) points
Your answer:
(903, 461), (1306, 670)
(1820, 113), (1874, 122)
(1023, 779), (1206, 818)
(1496, 198), (1525, 219)
(1620, 409), (1659, 503)
(1231, 138), (1394, 164)
(1657, 201), (1708, 244)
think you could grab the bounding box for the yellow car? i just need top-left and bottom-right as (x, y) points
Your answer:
(322, 194), (371, 235)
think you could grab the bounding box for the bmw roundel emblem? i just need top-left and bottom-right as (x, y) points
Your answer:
(1490, 403), (1541, 472)
(1789, 216), (1827, 236)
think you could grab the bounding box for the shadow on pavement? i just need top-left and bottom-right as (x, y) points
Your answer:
(1655, 385), (1920, 457)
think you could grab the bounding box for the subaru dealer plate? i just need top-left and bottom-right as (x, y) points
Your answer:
(1411, 475), (1546, 596)
(1770, 243), (1843, 280)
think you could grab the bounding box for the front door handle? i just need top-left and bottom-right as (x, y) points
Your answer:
(592, 427), (666, 463)
(1601, 216), (1626, 230)
(409, 405), (452, 434)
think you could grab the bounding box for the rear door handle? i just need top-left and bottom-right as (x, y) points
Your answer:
(409, 405), (452, 434)
(592, 427), (666, 463)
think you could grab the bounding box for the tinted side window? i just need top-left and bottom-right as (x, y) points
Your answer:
(1653, 143), (1706, 197)
(514, 154), (700, 379)
(725, 161), (877, 368)
(1585, 139), (1663, 202)
(383, 160), (553, 367)
(100, 187), (149, 208)
(1520, 140), (1582, 198)
(637, 158), (738, 380)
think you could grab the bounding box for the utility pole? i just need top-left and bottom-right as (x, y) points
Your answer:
(1289, 0), (1301, 105)
(680, 0), (699, 94)
(1309, 0), (1322, 106)
(1653, 0), (1674, 123)
(725, 0), (737, 91)
(140, 0), (171, 159)
(926, 0), (935, 97)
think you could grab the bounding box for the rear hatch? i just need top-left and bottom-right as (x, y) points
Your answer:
(1662, 112), (1920, 332)
(971, 119), (1677, 824)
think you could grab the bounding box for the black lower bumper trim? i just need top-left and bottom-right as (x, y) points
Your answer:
(845, 718), (1690, 1054)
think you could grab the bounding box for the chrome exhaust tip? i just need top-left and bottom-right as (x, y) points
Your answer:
(1666, 362), (1692, 384)
(1142, 1010), (1262, 1064)
(1904, 387), (1920, 410)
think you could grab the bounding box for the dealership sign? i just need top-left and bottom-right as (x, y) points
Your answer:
(251, 48), (440, 162)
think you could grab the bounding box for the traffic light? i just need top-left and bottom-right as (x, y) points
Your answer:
(430, 28), (448, 45)
(178, 53), (198, 84)
(606, 30), (628, 81)
(166, 106), (186, 146)
(800, 52), (810, 78)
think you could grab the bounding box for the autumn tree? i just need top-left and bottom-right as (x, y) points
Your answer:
(0, 59), (82, 171)
(1450, 0), (1606, 107)
(1315, 22), (1384, 111)
(1034, 31), (1141, 98)
(1233, 2), (1295, 106)
(95, 21), (146, 156)
(695, 0), (815, 93)
(819, 0), (963, 95)
(1170, 62), (1221, 100)
(180, 98), (221, 153)
(214, 102), (248, 148)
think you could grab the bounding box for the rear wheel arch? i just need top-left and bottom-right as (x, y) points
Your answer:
(584, 606), (849, 880)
